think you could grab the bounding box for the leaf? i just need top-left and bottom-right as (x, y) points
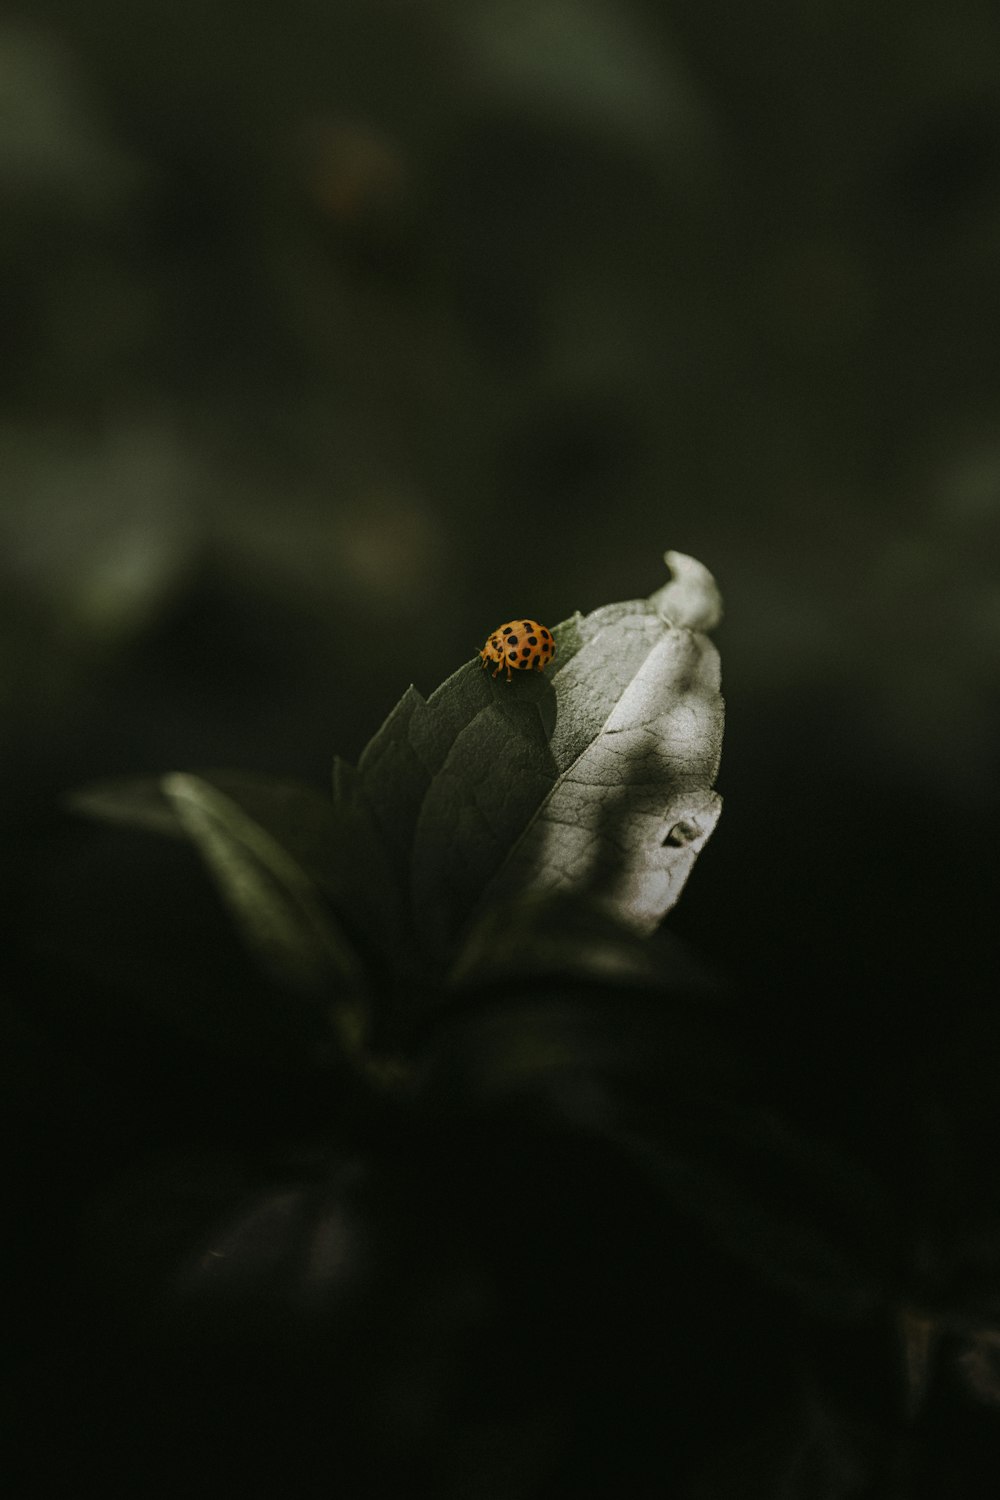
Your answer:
(478, 624), (722, 929)
(417, 982), (749, 1131)
(616, 1114), (893, 1321)
(353, 631), (558, 968)
(158, 775), (367, 1050)
(404, 549), (724, 958)
(449, 891), (726, 994)
(417, 972), (892, 1322)
(70, 772), (343, 883)
(328, 755), (404, 964)
(67, 770), (374, 1060)
(68, 775), (186, 838)
(70, 768), (388, 965)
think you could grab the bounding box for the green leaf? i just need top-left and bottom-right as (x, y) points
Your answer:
(69, 770), (383, 961)
(159, 776), (367, 1048)
(417, 968), (891, 1320)
(418, 981), (747, 1126)
(353, 640), (554, 970)
(449, 891), (725, 994)
(67, 774), (186, 837)
(376, 549), (725, 962)
(329, 755), (402, 961)
(70, 770), (370, 1056)
(471, 579), (723, 933)
(617, 1120), (890, 1320)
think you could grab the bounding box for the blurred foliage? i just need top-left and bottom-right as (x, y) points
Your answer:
(3, 0), (1000, 790)
(2, 2), (1000, 1493)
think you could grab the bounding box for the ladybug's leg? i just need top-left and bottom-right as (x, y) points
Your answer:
(506, 661), (513, 683)
(493, 659), (503, 678)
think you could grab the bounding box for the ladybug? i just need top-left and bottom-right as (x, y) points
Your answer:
(479, 619), (556, 683)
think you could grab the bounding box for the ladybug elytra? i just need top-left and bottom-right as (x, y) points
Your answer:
(479, 619), (556, 683)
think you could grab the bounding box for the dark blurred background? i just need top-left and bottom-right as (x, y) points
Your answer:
(3, 1), (1000, 1489)
(2, 0), (1000, 1226)
(4, 0), (997, 1006)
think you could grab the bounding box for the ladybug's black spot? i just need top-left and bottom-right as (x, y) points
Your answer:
(527, 634), (538, 645)
(508, 651), (518, 661)
(502, 626), (513, 636)
(508, 635), (519, 646)
(523, 621), (531, 629)
(541, 629), (550, 639)
(521, 646), (530, 657)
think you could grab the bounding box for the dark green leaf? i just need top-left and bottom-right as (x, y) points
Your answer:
(70, 767), (386, 967)
(67, 775), (185, 837)
(617, 1115), (893, 1320)
(159, 775), (366, 1046)
(419, 964), (890, 1321)
(405, 549), (724, 959)
(449, 890), (725, 993)
(70, 770), (370, 1056)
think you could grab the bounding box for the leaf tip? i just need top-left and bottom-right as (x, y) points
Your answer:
(652, 550), (723, 632)
(161, 770), (196, 802)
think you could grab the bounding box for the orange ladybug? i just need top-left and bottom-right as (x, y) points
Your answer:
(479, 619), (556, 683)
